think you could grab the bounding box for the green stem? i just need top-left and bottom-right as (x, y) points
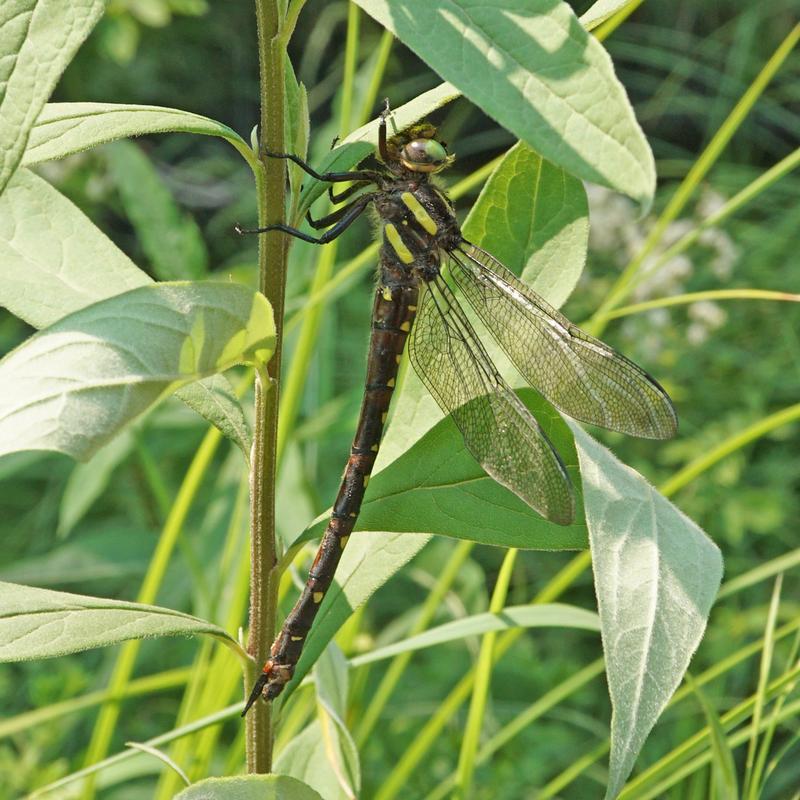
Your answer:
(455, 548), (518, 799)
(603, 288), (800, 321)
(246, 0), (287, 774)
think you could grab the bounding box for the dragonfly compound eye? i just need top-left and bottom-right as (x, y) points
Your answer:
(401, 138), (448, 172)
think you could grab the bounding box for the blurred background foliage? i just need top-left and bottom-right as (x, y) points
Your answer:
(1, 0), (799, 797)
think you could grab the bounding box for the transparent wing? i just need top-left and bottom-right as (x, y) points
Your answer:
(450, 243), (678, 440)
(407, 277), (575, 526)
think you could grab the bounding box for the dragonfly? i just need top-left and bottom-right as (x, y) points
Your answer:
(238, 101), (677, 714)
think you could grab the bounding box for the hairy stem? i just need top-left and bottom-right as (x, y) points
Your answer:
(246, 0), (287, 773)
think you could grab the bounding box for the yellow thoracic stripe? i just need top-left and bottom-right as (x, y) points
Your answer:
(384, 223), (414, 264)
(401, 191), (438, 235)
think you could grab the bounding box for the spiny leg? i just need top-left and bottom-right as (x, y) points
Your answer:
(235, 194), (372, 244)
(264, 150), (380, 185)
(306, 193), (376, 230)
(328, 180), (371, 205)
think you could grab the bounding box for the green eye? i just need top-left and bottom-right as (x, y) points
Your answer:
(401, 138), (448, 171)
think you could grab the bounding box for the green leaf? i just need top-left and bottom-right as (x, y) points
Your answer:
(579, 0), (635, 30)
(350, 603), (600, 666)
(0, 582), (241, 662)
(462, 141), (588, 309)
(175, 375), (252, 458)
(275, 720), (359, 800)
(572, 426), (723, 800)
(298, 390), (586, 550)
(0, 0), (105, 193)
(23, 102), (254, 169)
(0, 169), (150, 330)
(353, 0), (655, 206)
(0, 168), (253, 454)
(105, 140), (208, 281)
(0, 282), (274, 460)
(173, 775), (323, 800)
(277, 644), (360, 800)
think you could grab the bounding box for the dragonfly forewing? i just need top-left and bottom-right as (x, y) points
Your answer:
(450, 244), (678, 440)
(408, 277), (575, 526)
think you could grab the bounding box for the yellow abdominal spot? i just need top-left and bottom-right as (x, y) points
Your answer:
(313, 591), (324, 603)
(382, 286), (393, 301)
(291, 635), (303, 641)
(401, 191), (438, 235)
(340, 536), (349, 547)
(385, 223), (414, 264)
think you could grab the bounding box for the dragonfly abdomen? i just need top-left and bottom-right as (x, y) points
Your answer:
(244, 283), (419, 708)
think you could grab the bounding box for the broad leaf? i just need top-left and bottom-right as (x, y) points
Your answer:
(462, 142), (588, 309)
(0, 282), (274, 460)
(0, 169), (150, 329)
(0, 169), (253, 453)
(275, 721), (359, 800)
(105, 140), (208, 281)
(350, 603), (600, 666)
(572, 426), (723, 799)
(353, 0), (656, 206)
(0, 0), (105, 193)
(0, 582), (241, 662)
(23, 102), (254, 168)
(298, 390), (586, 551)
(580, 0), (635, 30)
(175, 375), (253, 459)
(278, 645), (360, 800)
(173, 775), (323, 800)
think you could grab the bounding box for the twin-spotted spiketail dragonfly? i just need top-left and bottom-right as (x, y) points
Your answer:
(238, 101), (677, 714)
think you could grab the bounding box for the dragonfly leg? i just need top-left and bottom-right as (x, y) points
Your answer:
(264, 150), (380, 184)
(328, 180), (370, 204)
(306, 193), (376, 229)
(235, 194), (371, 243)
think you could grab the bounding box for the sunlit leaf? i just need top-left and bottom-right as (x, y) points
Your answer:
(23, 102), (253, 168)
(462, 141), (588, 309)
(579, 0), (636, 30)
(0, 0), (105, 193)
(0, 582), (241, 662)
(353, 0), (655, 206)
(573, 426), (723, 799)
(173, 775), (323, 800)
(0, 282), (274, 460)
(0, 169), (253, 455)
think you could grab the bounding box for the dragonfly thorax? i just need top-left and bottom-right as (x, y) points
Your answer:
(376, 182), (461, 284)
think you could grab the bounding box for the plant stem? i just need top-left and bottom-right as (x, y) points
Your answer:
(246, 0), (287, 773)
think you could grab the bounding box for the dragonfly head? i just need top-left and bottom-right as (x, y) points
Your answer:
(387, 123), (454, 174)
